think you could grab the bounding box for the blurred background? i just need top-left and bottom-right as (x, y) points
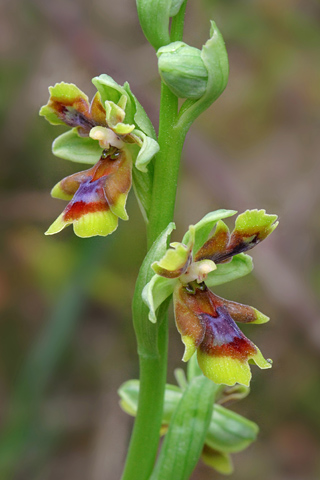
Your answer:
(1, 0), (320, 479)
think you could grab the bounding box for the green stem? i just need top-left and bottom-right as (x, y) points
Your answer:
(121, 309), (168, 480)
(121, 5), (188, 480)
(147, 85), (185, 247)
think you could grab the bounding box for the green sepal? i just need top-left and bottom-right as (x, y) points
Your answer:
(118, 379), (182, 425)
(123, 85), (157, 140)
(205, 253), (253, 287)
(137, 0), (185, 50)
(39, 82), (89, 125)
(132, 222), (175, 356)
(201, 448), (233, 475)
(133, 130), (160, 173)
(149, 376), (219, 480)
(52, 128), (103, 165)
(201, 21), (229, 102)
(234, 209), (278, 239)
(142, 274), (177, 323)
(92, 74), (134, 122)
(131, 162), (153, 221)
(206, 404), (259, 453)
(182, 209), (236, 256)
(93, 74), (158, 140)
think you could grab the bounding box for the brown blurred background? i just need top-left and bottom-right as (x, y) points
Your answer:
(0, 0), (320, 479)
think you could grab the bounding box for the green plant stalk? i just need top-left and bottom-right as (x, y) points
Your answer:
(121, 5), (188, 480)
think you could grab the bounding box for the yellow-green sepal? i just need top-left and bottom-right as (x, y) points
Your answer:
(234, 209), (278, 240)
(53, 128), (103, 164)
(40, 82), (89, 125)
(142, 274), (177, 323)
(205, 253), (253, 287)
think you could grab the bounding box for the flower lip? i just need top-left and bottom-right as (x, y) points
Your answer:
(174, 282), (272, 386)
(46, 147), (132, 237)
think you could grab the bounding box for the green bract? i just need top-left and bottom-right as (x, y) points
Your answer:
(177, 21), (229, 129)
(157, 42), (208, 99)
(136, 0), (186, 50)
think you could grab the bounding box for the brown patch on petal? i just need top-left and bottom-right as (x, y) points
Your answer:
(49, 96), (95, 135)
(174, 285), (205, 347)
(195, 221), (230, 263)
(90, 92), (107, 125)
(195, 223), (273, 264)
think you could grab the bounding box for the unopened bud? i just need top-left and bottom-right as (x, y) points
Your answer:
(157, 42), (208, 99)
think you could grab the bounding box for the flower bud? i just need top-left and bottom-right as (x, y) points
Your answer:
(157, 42), (208, 99)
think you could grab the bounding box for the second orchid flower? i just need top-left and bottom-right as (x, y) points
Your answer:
(143, 209), (278, 387)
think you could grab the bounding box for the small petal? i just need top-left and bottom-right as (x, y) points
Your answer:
(89, 92), (107, 125)
(195, 220), (230, 262)
(40, 82), (94, 135)
(152, 227), (195, 279)
(196, 210), (278, 264)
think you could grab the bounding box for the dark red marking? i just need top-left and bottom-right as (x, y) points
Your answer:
(64, 200), (108, 222)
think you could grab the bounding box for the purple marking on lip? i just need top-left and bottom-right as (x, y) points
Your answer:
(200, 306), (245, 347)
